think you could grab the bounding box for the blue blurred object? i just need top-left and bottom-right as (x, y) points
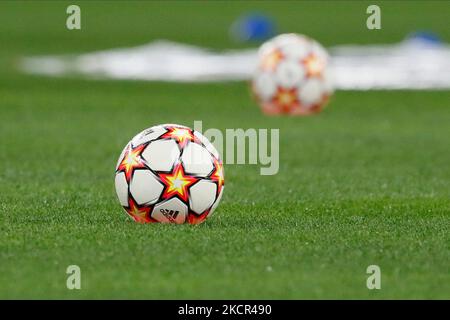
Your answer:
(230, 13), (277, 43)
(404, 31), (442, 46)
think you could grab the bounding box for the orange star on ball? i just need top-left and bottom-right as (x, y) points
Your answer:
(161, 126), (198, 149)
(210, 158), (224, 195)
(261, 48), (284, 71)
(126, 198), (154, 223)
(302, 53), (325, 78)
(117, 144), (147, 181)
(159, 163), (198, 202)
(272, 87), (300, 112)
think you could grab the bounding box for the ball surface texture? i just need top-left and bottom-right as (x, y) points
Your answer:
(115, 124), (224, 224)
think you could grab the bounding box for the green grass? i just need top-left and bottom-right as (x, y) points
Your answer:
(0, 1), (449, 299)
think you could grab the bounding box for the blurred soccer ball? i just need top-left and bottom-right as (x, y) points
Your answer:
(252, 33), (334, 115)
(114, 124), (224, 224)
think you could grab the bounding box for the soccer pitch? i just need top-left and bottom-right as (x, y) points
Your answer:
(0, 1), (449, 299)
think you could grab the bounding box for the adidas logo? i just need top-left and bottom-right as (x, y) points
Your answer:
(160, 208), (180, 222)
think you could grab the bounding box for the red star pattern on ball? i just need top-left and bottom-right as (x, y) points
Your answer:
(161, 126), (198, 149)
(117, 144), (147, 181)
(187, 210), (210, 225)
(272, 87), (300, 113)
(261, 48), (284, 71)
(210, 158), (224, 195)
(309, 94), (330, 113)
(302, 53), (325, 78)
(159, 163), (199, 202)
(125, 198), (154, 223)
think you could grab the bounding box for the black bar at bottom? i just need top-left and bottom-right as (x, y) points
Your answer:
(0, 300), (446, 318)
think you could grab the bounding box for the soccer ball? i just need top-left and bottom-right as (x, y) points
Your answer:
(114, 124), (224, 224)
(252, 33), (334, 115)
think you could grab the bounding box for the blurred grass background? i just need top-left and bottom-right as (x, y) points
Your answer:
(0, 1), (449, 299)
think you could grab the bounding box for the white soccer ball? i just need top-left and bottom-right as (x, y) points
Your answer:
(114, 124), (224, 224)
(252, 33), (334, 115)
